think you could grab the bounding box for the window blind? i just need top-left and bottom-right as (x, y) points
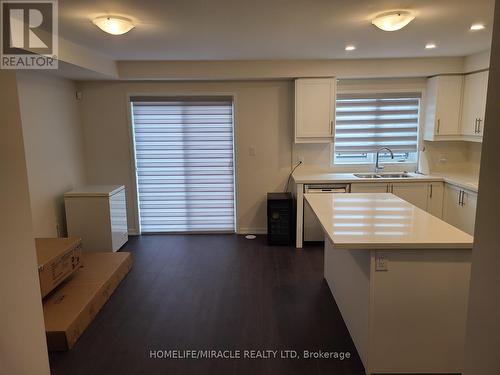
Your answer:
(335, 93), (421, 154)
(131, 97), (235, 233)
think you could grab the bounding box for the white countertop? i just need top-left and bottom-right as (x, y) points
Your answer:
(304, 193), (473, 250)
(430, 172), (479, 192)
(293, 170), (479, 192)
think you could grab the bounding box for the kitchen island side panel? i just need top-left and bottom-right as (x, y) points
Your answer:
(324, 237), (371, 370)
(369, 249), (471, 374)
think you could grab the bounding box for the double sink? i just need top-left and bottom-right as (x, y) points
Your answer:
(353, 172), (412, 179)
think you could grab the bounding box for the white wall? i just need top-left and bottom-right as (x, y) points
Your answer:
(464, 3), (500, 372)
(117, 57), (465, 80)
(78, 76), (481, 235)
(78, 80), (293, 234)
(17, 72), (87, 237)
(464, 50), (491, 72)
(0, 71), (50, 375)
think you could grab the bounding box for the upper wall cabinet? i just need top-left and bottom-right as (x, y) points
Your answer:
(461, 71), (489, 139)
(295, 78), (336, 143)
(424, 75), (464, 141)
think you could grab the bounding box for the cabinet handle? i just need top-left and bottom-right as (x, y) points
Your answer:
(458, 190), (466, 206)
(477, 118), (482, 134)
(474, 119), (478, 133)
(437, 119), (440, 134)
(429, 184), (433, 199)
(386, 184), (389, 193)
(330, 120), (334, 135)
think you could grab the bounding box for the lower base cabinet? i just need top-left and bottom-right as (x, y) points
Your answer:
(350, 183), (389, 194)
(443, 183), (477, 235)
(391, 182), (432, 213)
(351, 181), (444, 218)
(426, 182), (444, 218)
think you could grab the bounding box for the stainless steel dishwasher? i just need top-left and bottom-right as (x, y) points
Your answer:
(303, 183), (351, 241)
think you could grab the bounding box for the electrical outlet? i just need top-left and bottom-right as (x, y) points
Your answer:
(375, 253), (388, 271)
(438, 153), (448, 163)
(297, 155), (304, 163)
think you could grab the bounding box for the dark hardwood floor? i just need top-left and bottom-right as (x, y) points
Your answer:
(49, 234), (365, 375)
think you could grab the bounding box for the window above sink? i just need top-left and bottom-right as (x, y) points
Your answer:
(333, 92), (421, 166)
(335, 151), (416, 165)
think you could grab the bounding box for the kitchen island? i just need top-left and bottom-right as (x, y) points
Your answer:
(293, 171), (479, 247)
(305, 193), (473, 375)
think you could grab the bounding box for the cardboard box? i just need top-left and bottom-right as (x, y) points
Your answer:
(35, 237), (83, 298)
(43, 252), (132, 351)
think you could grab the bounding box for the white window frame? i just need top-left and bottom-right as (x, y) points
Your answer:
(331, 86), (427, 172)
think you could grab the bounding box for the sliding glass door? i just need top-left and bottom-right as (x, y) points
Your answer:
(131, 97), (235, 233)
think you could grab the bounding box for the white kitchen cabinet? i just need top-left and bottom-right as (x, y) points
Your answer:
(424, 75), (464, 140)
(443, 183), (478, 235)
(391, 182), (429, 212)
(427, 182), (444, 218)
(350, 183), (389, 193)
(351, 182), (444, 218)
(64, 185), (128, 252)
(294, 78), (336, 143)
(461, 71), (489, 138)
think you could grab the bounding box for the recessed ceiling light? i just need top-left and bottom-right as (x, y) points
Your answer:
(425, 43), (437, 49)
(345, 45), (356, 51)
(372, 11), (415, 31)
(470, 23), (485, 31)
(92, 16), (135, 35)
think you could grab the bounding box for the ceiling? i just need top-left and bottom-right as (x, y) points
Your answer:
(58, 0), (494, 60)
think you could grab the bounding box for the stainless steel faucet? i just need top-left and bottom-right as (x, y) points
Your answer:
(375, 147), (394, 173)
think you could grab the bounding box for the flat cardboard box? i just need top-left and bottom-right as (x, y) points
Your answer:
(35, 237), (83, 298)
(43, 252), (132, 351)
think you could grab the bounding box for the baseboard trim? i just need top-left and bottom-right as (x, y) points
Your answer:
(129, 228), (268, 236)
(237, 228), (267, 235)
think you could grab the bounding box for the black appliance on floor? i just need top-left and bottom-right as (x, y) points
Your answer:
(267, 192), (295, 245)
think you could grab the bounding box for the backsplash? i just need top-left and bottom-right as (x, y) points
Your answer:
(292, 140), (482, 177)
(422, 141), (481, 176)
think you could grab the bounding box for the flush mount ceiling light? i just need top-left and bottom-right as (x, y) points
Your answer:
(371, 11), (415, 31)
(470, 23), (485, 31)
(92, 16), (134, 35)
(345, 45), (356, 51)
(425, 43), (436, 49)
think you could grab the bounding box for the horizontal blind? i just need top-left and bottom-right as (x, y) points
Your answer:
(131, 98), (235, 233)
(335, 93), (421, 154)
